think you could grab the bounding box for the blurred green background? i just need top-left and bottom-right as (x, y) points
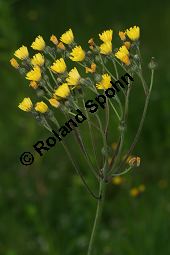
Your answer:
(0, 0), (170, 254)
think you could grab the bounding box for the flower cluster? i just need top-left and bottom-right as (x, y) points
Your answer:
(10, 26), (140, 116)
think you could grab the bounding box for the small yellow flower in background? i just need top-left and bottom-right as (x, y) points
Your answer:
(70, 46), (85, 62)
(54, 83), (70, 99)
(124, 41), (131, 50)
(31, 35), (46, 51)
(14, 46), (29, 60)
(112, 176), (124, 185)
(35, 101), (48, 113)
(31, 53), (44, 66)
(119, 31), (126, 41)
(10, 58), (19, 69)
(57, 42), (66, 50)
(49, 98), (60, 108)
(112, 143), (118, 151)
(130, 187), (140, 197)
(18, 97), (33, 112)
(50, 58), (67, 73)
(66, 67), (80, 86)
(100, 41), (112, 55)
(26, 66), (41, 82)
(60, 28), (74, 45)
(138, 184), (146, 193)
(158, 179), (168, 189)
(50, 34), (58, 45)
(29, 81), (39, 89)
(115, 45), (130, 65)
(99, 29), (113, 42)
(96, 74), (111, 90)
(126, 26), (140, 41)
(85, 63), (96, 73)
(128, 156), (141, 167)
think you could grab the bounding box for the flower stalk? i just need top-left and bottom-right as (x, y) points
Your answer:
(11, 25), (155, 254)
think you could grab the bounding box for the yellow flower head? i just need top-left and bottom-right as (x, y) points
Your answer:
(96, 74), (112, 90)
(54, 83), (70, 99)
(115, 45), (130, 65)
(138, 184), (145, 193)
(69, 46), (85, 62)
(112, 142), (117, 150)
(50, 58), (66, 73)
(49, 98), (60, 108)
(119, 31), (126, 41)
(29, 81), (39, 89)
(31, 53), (44, 66)
(14, 46), (29, 60)
(99, 29), (113, 42)
(31, 35), (46, 51)
(35, 101), (48, 113)
(60, 29), (74, 45)
(50, 34), (58, 45)
(18, 97), (33, 112)
(26, 66), (41, 82)
(130, 187), (140, 197)
(112, 176), (124, 185)
(85, 63), (96, 73)
(100, 41), (112, 55)
(126, 26), (140, 41)
(10, 58), (19, 69)
(66, 67), (80, 86)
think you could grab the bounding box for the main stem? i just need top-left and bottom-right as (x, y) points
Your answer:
(87, 178), (106, 255)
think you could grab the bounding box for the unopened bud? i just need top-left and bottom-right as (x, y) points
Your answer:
(148, 57), (157, 70)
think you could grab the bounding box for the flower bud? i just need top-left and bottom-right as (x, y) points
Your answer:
(148, 57), (157, 70)
(94, 73), (102, 82)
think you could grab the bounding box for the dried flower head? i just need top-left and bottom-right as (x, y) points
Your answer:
(50, 35), (58, 45)
(10, 58), (19, 69)
(119, 31), (126, 41)
(128, 156), (141, 167)
(29, 81), (39, 89)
